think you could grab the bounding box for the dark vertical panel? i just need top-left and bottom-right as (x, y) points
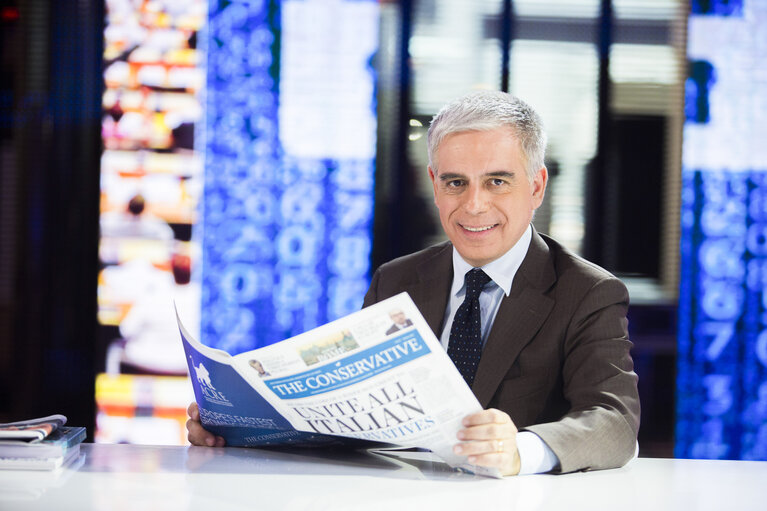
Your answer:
(0, 1), (22, 419)
(13, 0), (49, 424)
(2, 0), (102, 434)
(372, 0), (413, 269)
(390, 0), (413, 263)
(611, 115), (665, 277)
(500, 0), (512, 93)
(583, 0), (613, 267)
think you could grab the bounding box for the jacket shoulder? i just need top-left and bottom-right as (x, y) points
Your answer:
(374, 241), (452, 278)
(364, 241), (452, 307)
(538, 232), (622, 285)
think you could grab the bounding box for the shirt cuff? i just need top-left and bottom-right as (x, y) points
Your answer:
(516, 431), (560, 475)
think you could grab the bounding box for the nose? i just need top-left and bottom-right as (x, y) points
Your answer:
(463, 183), (489, 214)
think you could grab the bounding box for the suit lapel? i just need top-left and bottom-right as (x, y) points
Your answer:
(472, 231), (556, 407)
(403, 243), (453, 337)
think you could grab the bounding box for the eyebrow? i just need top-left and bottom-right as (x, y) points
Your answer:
(438, 170), (517, 181)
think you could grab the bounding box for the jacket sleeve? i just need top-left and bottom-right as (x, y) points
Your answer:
(523, 276), (640, 473)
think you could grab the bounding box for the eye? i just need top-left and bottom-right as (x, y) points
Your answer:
(446, 179), (465, 188)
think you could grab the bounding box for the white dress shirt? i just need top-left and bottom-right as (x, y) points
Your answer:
(439, 225), (559, 474)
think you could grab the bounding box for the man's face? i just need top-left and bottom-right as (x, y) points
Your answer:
(428, 128), (547, 267)
(390, 310), (407, 325)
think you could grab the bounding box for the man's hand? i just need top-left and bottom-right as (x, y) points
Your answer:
(453, 408), (521, 476)
(186, 403), (225, 447)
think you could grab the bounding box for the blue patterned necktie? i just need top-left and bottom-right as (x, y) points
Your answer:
(447, 268), (492, 387)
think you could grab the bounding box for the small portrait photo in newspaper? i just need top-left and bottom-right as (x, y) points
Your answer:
(385, 308), (413, 336)
(248, 359), (271, 378)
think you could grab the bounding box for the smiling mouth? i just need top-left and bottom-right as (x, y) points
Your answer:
(461, 224), (497, 232)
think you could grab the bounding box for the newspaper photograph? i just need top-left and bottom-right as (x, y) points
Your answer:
(178, 292), (500, 477)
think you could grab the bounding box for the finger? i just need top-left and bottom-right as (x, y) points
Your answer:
(466, 452), (507, 468)
(187, 402), (199, 421)
(462, 408), (511, 427)
(457, 421), (516, 441)
(454, 440), (522, 477)
(454, 438), (506, 457)
(186, 417), (224, 447)
(186, 418), (210, 446)
(468, 448), (522, 477)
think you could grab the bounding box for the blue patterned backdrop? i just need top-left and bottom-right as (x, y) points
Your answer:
(676, 0), (767, 460)
(200, 0), (379, 354)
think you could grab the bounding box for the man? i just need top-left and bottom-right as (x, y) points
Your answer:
(248, 359), (270, 377)
(187, 91), (640, 476)
(385, 308), (413, 335)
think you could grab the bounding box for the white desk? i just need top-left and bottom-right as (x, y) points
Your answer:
(1, 443), (765, 511)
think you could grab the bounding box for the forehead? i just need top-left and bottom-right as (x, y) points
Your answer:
(436, 128), (525, 172)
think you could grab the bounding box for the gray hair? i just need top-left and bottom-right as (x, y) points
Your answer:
(427, 90), (547, 182)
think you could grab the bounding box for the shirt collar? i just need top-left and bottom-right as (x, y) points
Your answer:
(450, 224), (532, 297)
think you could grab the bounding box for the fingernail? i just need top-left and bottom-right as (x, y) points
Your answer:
(457, 431), (465, 440)
(454, 445), (463, 454)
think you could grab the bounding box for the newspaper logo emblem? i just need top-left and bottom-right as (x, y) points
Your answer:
(192, 358), (233, 407)
(194, 362), (213, 388)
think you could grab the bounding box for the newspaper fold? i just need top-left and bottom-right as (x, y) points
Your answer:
(0, 415), (68, 443)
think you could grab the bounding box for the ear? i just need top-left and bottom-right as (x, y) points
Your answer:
(428, 166), (439, 205)
(531, 166), (548, 209)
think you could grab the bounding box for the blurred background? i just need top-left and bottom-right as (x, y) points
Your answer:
(0, 0), (764, 461)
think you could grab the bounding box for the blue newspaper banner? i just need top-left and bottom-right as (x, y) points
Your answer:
(676, 1), (767, 460)
(265, 331), (431, 399)
(201, 1), (379, 354)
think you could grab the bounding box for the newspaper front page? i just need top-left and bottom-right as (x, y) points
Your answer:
(179, 293), (500, 477)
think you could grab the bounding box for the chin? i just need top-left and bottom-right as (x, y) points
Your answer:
(457, 249), (493, 267)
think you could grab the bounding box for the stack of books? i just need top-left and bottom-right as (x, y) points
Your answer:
(0, 415), (86, 470)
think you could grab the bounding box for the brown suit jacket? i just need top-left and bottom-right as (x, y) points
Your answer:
(362, 229), (640, 473)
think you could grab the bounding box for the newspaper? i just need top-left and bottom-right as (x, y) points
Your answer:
(0, 415), (68, 442)
(178, 292), (499, 477)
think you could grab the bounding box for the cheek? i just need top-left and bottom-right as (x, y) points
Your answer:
(500, 197), (529, 219)
(435, 195), (454, 214)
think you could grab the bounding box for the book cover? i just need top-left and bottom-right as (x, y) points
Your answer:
(0, 444), (81, 471)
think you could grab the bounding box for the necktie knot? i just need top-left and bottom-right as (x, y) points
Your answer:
(464, 268), (491, 301)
